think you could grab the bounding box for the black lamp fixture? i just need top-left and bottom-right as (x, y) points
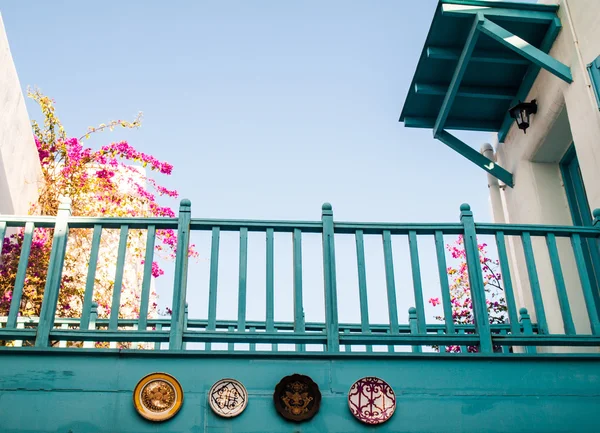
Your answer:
(508, 99), (537, 134)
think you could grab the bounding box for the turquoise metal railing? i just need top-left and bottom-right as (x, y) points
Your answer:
(1, 200), (600, 355)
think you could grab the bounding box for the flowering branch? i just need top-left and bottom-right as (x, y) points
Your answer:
(78, 114), (143, 141)
(428, 236), (508, 353)
(0, 89), (196, 347)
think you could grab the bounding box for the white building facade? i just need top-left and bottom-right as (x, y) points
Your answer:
(400, 0), (600, 349)
(0, 13), (42, 215)
(484, 0), (600, 341)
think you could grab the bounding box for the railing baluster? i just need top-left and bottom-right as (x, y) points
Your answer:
(355, 230), (371, 352)
(80, 224), (102, 331)
(519, 307), (536, 354)
(592, 209), (600, 310)
(35, 199), (71, 348)
(249, 326), (256, 352)
(58, 323), (69, 348)
(408, 231), (426, 333)
(385, 328), (393, 353)
(571, 233), (600, 335)
(14, 322), (24, 347)
(207, 226), (221, 351)
(153, 323), (162, 351)
(460, 204), (493, 353)
(228, 325), (235, 352)
(382, 230), (399, 353)
(138, 225), (156, 331)
(293, 228), (305, 351)
(495, 232), (520, 335)
(265, 228), (276, 351)
(458, 328), (467, 353)
(237, 227), (248, 333)
(499, 329), (510, 354)
(108, 225), (129, 331)
(182, 303), (189, 350)
(521, 232), (548, 334)
(437, 329), (445, 353)
(7, 222), (34, 329)
(408, 307), (421, 353)
(321, 203), (339, 352)
(434, 231), (455, 336)
(343, 328), (351, 352)
(169, 199), (192, 350)
(546, 233), (576, 335)
(83, 303), (98, 349)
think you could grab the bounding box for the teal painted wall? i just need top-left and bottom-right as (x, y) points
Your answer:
(0, 351), (599, 433)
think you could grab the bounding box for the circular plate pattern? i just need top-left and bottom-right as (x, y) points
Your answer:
(133, 372), (183, 422)
(208, 378), (248, 418)
(273, 374), (321, 422)
(348, 376), (396, 425)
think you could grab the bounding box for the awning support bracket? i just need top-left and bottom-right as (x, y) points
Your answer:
(431, 13), (515, 188)
(436, 130), (514, 187)
(478, 18), (572, 84)
(433, 14), (484, 138)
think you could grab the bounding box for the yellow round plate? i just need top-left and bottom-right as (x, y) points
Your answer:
(133, 372), (183, 422)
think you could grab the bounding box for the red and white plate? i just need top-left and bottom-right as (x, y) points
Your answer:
(348, 376), (396, 425)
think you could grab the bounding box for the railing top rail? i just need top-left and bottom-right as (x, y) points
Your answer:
(333, 222), (464, 235)
(0, 215), (179, 229)
(3, 215), (598, 237)
(475, 222), (600, 237)
(67, 217), (178, 229)
(0, 216), (57, 227)
(189, 219), (323, 233)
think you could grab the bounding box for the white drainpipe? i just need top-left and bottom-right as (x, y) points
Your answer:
(481, 142), (506, 223)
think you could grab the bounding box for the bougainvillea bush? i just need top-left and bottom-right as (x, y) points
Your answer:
(428, 236), (508, 353)
(0, 90), (196, 345)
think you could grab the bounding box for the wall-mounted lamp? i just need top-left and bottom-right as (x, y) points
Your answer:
(508, 100), (537, 134)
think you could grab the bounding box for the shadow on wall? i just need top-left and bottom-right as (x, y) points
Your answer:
(0, 149), (15, 215)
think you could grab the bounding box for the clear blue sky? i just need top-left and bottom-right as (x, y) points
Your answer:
(2, 1), (495, 222)
(2, 1), (501, 342)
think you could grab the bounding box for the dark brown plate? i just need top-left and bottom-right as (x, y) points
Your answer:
(273, 374), (321, 422)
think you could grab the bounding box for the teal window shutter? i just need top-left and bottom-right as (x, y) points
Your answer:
(587, 56), (600, 110)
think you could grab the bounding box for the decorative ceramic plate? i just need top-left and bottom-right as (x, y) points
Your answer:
(273, 374), (321, 422)
(348, 376), (396, 425)
(133, 372), (183, 422)
(208, 378), (249, 418)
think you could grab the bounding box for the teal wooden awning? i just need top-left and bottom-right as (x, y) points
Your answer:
(399, 0), (572, 187)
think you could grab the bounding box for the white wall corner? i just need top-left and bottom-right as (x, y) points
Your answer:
(0, 12), (43, 216)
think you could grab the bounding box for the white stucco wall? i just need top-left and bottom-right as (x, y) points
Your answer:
(0, 13), (42, 215)
(489, 0), (600, 348)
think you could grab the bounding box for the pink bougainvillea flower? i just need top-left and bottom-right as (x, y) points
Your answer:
(0, 90), (198, 350)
